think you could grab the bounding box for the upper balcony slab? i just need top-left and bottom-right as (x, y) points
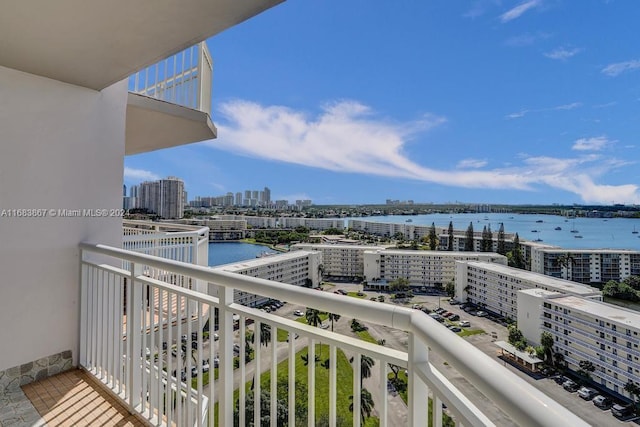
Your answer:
(0, 0), (283, 90)
(126, 93), (216, 155)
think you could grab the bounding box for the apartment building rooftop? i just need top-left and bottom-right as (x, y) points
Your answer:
(213, 249), (317, 270)
(466, 261), (601, 296)
(549, 295), (640, 327)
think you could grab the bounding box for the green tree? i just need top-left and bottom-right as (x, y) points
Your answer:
(540, 331), (554, 364)
(349, 388), (375, 423)
(259, 323), (271, 346)
(624, 380), (640, 412)
(389, 277), (410, 292)
(349, 355), (375, 387)
(464, 222), (474, 251)
(481, 226), (489, 252)
(305, 308), (322, 327)
(496, 223), (506, 255)
(327, 312), (341, 332)
(508, 233), (525, 269)
(428, 222), (438, 250)
(447, 221), (454, 251)
(486, 224), (493, 251)
(445, 280), (456, 298)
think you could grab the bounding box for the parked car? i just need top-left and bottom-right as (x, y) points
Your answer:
(443, 312), (454, 318)
(562, 379), (580, 392)
(577, 387), (598, 400)
(611, 402), (634, 419)
(202, 360), (210, 373)
(458, 320), (471, 327)
(475, 310), (488, 317)
(592, 395), (613, 410)
(449, 299), (460, 305)
(449, 314), (460, 321)
(212, 333), (219, 341)
(449, 326), (462, 333)
(293, 310), (304, 316)
(554, 375), (569, 385)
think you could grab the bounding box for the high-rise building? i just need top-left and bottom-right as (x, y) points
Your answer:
(235, 192), (242, 206)
(138, 177), (185, 218)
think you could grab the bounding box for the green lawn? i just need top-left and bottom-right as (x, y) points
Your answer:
(215, 344), (379, 426)
(347, 292), (366, 299)
(295, 312), (329, 324)
(458, 328), (485, 337)
(356, 330), (378, 344)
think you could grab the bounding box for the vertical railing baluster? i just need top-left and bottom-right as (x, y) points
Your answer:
(270, 324), (277, 427)
(196, 301), (203, 427)
(308, 338), (315, 427)
(107, 271), (115, 387)
(219, 286), (235, 427)
(176, 295), (183, 425)
(157, 289), (164, 425)
(254, 320), (262, 427)
(434, 395), (443, 427)
(79, 261), (88, 368)
(379, 361), (388, 427)
(353, 353), (361, 427)
(166, 292), (173, 425)
(208, 306), (215, 426)
(149, 286), (156, 421)
(117, 273), (124, 395)
(329, 344), (336, 426)
(186, 296), (193, 427)
(288, 332), (295, 427)
(128, 261), (143, 412)
(408, 332), (429, 425)
(239, 315), (246, 427)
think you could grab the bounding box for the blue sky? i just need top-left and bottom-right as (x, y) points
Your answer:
(125, 0), (640, 206)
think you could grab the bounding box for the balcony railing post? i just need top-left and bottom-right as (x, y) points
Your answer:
(79, 250), (88, 368)
(408, 332), (429, 425)
(218, 285), (235, 427)
(127, 261), (144, 412)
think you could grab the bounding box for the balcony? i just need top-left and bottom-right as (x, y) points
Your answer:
(125, 42), (217, 155)
(67, 243), (589, 426)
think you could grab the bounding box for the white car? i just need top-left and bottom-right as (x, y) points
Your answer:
(293, 310), (304, 316)
(458, 320), (470, 327)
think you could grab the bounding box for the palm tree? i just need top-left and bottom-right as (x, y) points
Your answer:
(540, 331), (554, 364)
(259, 323), (271, 346)
(327, 312), (341, 332)
(306, 308), (322, 327)
(349, 388), (375, 423)
(349, 355), (375, 386)
(624, 380), (640, 410)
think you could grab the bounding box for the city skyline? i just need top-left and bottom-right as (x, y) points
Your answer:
(125, 1), (640, 205)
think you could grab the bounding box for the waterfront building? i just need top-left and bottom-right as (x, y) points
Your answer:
(173, 217), (247, 241)
(138, 176), (186, 219)
(529, 247), (640, 284)
(279, 217), (344, 231)
(213, 250), (321, 307)
(291, 243), (386, 279)
(519, 292), (640, 402)
(364, 250), (506, 289)
(456, 261), (601, 320)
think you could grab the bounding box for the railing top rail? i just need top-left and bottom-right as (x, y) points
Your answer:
(123, 220), (209, 236)
(80, 242), (591, 427)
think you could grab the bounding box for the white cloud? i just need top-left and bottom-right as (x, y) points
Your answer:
(124, 167), (160, 181)
(506, 102), (581, 119)
(457, 158), (488, 169)
(593, 101), (617, 108)
(572, 136), (614, 151)
(208, 99), (640, 204)
(499, 0), (541, 23)
(544, 47), (583, 60)
(601, 60), (640, 77)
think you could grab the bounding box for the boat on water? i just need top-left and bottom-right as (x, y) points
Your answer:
(555, 226), (562, 230)
(531, 230), (539, 233)
(406, 219), (413, 222)
(536, 220), (543, 223)
(534, 238), (543, 242)
(633, 226), (638, 234)
(574, 235), (583, 239)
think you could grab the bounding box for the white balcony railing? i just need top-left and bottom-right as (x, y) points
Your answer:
(128, 42), (213, 116)
(123, 220), (209, 266)
(79, 243), (590, 427)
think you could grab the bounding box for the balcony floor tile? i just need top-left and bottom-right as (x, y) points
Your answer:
(21, 369), (146, 426)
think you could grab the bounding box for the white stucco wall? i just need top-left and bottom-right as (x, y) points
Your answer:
(0, 66), (126, 371)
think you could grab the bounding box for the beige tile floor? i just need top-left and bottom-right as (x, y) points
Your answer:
(22, 370), (147, 427)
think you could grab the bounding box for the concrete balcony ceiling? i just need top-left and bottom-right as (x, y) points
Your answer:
(0, 0), (283, 90)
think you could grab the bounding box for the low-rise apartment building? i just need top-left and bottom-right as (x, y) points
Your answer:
(291, 243), (386, 279)
(212, 250), (321, 307)
(519, 293), (640, 401)
(529, 247), (640, 284)
(364, 250), (507, 289)
(457, 261), (601, 320)
(279, 217), (344, 231)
